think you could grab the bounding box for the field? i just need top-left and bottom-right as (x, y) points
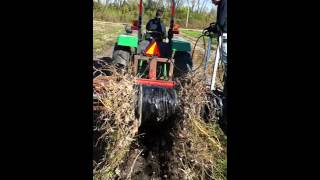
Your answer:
(180, 29), (203, 38)
(93, 20), (227, 180)
(93, 21), (124, 56)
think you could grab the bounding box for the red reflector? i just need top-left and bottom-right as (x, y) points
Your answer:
(145, 40), (160, 57)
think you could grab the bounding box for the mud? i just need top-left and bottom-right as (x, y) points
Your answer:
(118, 116), (178, 180)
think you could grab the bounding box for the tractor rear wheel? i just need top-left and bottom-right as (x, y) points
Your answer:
(112, 44), (131, 69)
(173, 51), (193, 77)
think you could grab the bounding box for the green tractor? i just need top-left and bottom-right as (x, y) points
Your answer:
(111, 0), (193, 124)
(112, 0), (193, 77)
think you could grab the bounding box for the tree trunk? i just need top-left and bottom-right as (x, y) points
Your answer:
(147, 0), (152, 9)
(197, 0), (201, 13)
(200, 0), (207, 13)
(190, 0), (196, 12)
(186, 6), (190, 28)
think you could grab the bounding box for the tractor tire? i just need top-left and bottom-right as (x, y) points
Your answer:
(112, 44), (131, 68)
(220, 78), (227, 135)
(220, 96), (227, 135)
(173, 51), (193, 77)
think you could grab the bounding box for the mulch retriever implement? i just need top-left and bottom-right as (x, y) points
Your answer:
(112, 0), (193, 124)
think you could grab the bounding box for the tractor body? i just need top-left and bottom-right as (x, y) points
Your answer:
(111, 0), (193, 123)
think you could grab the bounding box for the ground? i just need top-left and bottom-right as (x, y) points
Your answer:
(93, 21), (124, 57)
(93, 21), (227, 180)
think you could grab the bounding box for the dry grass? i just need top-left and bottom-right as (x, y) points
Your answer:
(168, 70), (227, 180)
(93, 21), (123, 56)
(93, 66), (139, 180)
(190, 40), (225, 90)
(93, 65), (227, 180)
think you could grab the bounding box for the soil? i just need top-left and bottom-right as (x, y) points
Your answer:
(93, 40), (226, 179)
(118, 116), (178, 180)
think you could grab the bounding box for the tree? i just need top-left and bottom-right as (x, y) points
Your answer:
(146, 0), (153, 9)
(196, 0), (201, 13)
(190, 0), (196, 12)
(185, 0), (190, 27)
(156, 0), (164, 9)
(199, 0), (208, 13)
(175, 0), (184, 9)
(119, 0), (127, 7)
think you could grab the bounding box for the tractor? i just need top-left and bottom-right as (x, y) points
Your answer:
(111, 0), (193, 125)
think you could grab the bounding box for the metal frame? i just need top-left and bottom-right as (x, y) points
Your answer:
(210, 35), (222, 90)
(133, 55), (174, 81)
(133, 55), (176, 88)
(210, 33), (227, 91)
(133, 0), (177, 89)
